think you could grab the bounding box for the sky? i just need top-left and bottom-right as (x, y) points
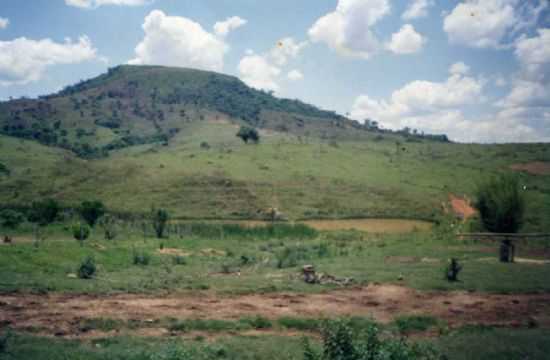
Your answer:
(0, 0), (549, 143)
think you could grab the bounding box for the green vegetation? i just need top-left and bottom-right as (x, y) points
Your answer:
(79, 200), (106, 227)
(72, 223), (90, 244)
(77, 256), (96, 279)
(151, 208), (169, 239)
(0, 209), (25, 229)
(475, 175), (525, 233)
(28, 199), (60, 226)
(236, 125), (260, 144)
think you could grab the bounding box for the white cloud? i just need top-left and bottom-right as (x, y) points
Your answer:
(0, 17), (9, 29)
(213, 16), (247, 38)
(449, 61), (470, 75)
(287, 69), (304, 81)
(0, 36), (97, 86)
(238, 54), (281, 92)
(129, 10), (228, 72)
(65, 0), (151, 8)
(237, 37), (307, 92)
(269, 37), (307, 66)
(498, 29), (550, 109)
(308, 0), (390, 59)
(443, 0), (547, 49)
(514, 28), (550, 82)
(386, 24), (425, 54)
(402, 0), (434, 20)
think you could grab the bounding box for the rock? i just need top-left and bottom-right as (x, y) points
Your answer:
(67, 273), (77, 279)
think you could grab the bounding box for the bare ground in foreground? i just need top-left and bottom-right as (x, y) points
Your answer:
(1, 284), (549, 339)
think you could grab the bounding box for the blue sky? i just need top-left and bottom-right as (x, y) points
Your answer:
(0, 0), (549, 142)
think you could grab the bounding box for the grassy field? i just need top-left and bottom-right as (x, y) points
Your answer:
(1, 119), (550, 231)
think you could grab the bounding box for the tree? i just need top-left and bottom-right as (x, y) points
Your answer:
(98, 214), (117, 240)
(475, 174), (525, 262)
(236, 126), (260, 144)
(72, 223), (90, 246)
(79, 200), (105, 227)
(151, 207), (169, 239)
(0, 209), (25, 229)
(29, 199), (60, 226)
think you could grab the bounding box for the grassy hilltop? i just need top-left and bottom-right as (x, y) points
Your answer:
(0, 65), (549, 230)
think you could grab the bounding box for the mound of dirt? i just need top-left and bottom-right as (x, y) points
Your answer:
(449, 194), (476, 220)
(510, 162), (550, 175)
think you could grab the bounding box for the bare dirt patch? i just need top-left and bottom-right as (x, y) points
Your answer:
(510, 162), (550, 176)
(301, 219), (433, 233)
(449, 194), (476, 220)
(1, 284), (549, 338)
(158, 248), (192, 257)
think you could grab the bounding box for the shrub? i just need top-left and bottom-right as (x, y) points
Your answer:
(152, 207), (169, 238)
(28, 199), (60, 225)
(133, 251), (151, 266)
(0, 209), (25, 229)
(79, 200), (106, 227)
(172, 255), (187, 265)
(72, 223), (90, 245)
(444, 258), (462, 282)
(303, 319), (440, 360)
(236, 125), (260, 144)
(98, 214), (117, 240)
(78, 257), (96, 279)
(475, 174), (525, 233)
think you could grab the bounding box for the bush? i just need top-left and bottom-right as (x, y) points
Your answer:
(152, 207), (169, 238)
(236, 125), (260, 144)
(133, 251), (151, 266)
(475, 174), (525, 233)
(72, 223), (90, 244)
(28, 199), (60, 225)
(78, 257), (96, 279)
(79, 200), (106, 227)
(240, 316), (272, 329)
(303, 319), (441, 360)
(444, 258), (462, 282)
(172, 255), (187, 265)
(98, 214), (117, 240)
(0, 209), (25, 229)
(394, 315), (439, 334)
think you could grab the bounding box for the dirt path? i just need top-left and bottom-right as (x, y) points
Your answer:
(1, 284), (549, 338)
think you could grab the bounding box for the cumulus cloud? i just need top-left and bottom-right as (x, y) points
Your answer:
(498, 28), (550, 109)
(0, 17), (9, 29)
(287, 69), (304, 81)
(0, 36), (97, 86)
(269, 37), (308, 66)
(443, 0), (547, 49)
(213, 16), (247, 37)
(386, 24), (425, 54)
(308, 0), (390, 59)
(65, 0), (151, 8)
(238, 54), (281, 92)
(449, 61), (470, 75)
(129, 10), (232, 72)
(402, 0), (434, 20)
(238, 37), (306, 92)
(349, 63), (506, 141)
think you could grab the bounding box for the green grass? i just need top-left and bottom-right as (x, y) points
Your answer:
(1, 223), (549, 294)
(2, 327), (550, 360)
(394, 315), (440, 334)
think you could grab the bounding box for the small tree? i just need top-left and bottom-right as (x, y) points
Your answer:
(475, 174), (525, 262)
(72, 223), (90, 246)
(98, 214), (117, 240)
(0, 209), (25, 229)
(78, 256), (96, 279)
(79, 200), (105, 227)
(236, 126), (260, 144)
(151, 207), (169, 239)
(29, 199), (60, 226)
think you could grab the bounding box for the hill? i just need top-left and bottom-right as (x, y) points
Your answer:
(0, 65), (549, 231)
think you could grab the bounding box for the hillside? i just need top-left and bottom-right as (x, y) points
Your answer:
(0, 65), (549, 230)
